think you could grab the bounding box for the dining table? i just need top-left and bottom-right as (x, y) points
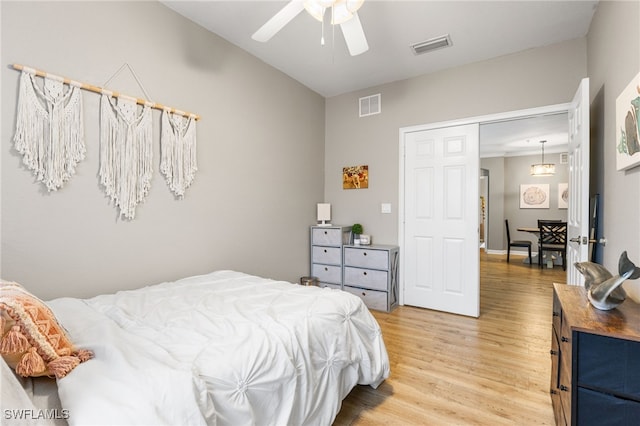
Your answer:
(516, 226), (563, 266)
(517, 227), (540, 234)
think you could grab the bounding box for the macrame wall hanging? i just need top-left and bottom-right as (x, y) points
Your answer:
(10, 64), (201, 220)
(13, 71), (85, 191)
(99, 95), (153, 220)
(161, 110), (197, 198)
(99, 65), (154, 220)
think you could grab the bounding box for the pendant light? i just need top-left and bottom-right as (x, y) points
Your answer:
(531, 140), (555, 176)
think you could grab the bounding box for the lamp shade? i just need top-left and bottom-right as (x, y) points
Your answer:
(304, 1), (325, 21)
(317, 203), (331, 225)
(331, 2), (354, 24)
(304, 0), (362, 24)
(530, 140), (555, 176)
(530, 163), (556, 176)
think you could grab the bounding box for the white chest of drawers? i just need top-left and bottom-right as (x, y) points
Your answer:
(342, 244), (399, 312)
(310, 226), (350, 289)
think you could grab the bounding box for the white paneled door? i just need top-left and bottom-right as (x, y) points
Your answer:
(566, 78), (590, 286)
(402, 124), (479, 317)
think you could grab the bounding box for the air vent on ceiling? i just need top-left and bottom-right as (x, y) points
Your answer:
(410, 34), (452, 55)
(560, 152), (568, 164)
(359, 94), (381, 117)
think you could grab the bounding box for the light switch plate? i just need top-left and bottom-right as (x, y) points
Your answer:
(381, 203), (391, 214)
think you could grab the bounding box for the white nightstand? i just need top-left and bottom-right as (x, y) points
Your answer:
(342, 244), (399, 312)
(309, 225), (350, 290)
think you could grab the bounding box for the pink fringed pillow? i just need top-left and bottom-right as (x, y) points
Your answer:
(0, 280), (93, 378)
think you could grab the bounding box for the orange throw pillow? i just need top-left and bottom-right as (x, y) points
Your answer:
(0, 280), (93, 378)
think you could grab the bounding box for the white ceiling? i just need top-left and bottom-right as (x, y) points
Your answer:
(161, 0), (598, 157)
(480, 112), (569, 158)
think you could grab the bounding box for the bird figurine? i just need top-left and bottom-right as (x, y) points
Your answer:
(574, 251), (640, 310)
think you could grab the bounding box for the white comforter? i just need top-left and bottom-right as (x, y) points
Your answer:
(48, 270), (389, 426)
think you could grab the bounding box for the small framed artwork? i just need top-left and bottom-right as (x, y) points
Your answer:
(343, 165), (369, 189)
(520, 184), (549, 209)
(558, 183), (569, 209)
(615, 71), (640, 171)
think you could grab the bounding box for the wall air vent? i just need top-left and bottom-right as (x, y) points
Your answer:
(359, 93), (381, 117)
(560, 152), (568, 164)
(410, 34), (452, 55)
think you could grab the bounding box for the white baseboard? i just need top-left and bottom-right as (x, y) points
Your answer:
(485, 249), (540, 257)
(486, 249), (505, 255)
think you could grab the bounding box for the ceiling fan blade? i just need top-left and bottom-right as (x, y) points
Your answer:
(340, 12), (368, 56)
(252, 1), (305, 42)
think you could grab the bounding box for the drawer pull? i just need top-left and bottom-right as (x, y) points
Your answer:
(363, 252), (367, 256)
(550, 389), (558, 395)
(324, 267), (328, 271)
(324, 249), (327, 253)
(561, 336), (569, 342)
(363, 271), (367, 276)
(361, 292), (366, 296)
(550, 350), (558, 356)
(324, 231), (328, 235)
(552, 311), (560, 317)
(559, 385), (569, 392)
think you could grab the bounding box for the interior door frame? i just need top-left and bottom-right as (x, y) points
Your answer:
(399, 102), (571, 307)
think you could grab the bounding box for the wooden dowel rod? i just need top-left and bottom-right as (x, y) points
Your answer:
(11, 63), (200, 121)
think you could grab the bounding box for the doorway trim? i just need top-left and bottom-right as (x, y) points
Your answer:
(398, 102), (571, 307)
(480, 168), (489, 252)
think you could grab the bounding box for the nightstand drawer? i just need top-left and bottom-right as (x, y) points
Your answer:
(311, 246), (342, 265)
(343, 286), (387, 311)
(318, 282), (341, 290)
(312, 228), (344, 246)
(577, 333), (640, 398)
(344, 247), (388, 269)
(343, 266), (388, 291)
(576, 387), (640, 425)
(312, 264), (342, 284)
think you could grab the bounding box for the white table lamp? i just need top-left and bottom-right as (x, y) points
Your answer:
(317, 203), (331, 226)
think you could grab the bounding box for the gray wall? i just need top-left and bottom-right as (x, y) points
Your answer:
(1, 1), (325, 299)
(325, 38), (587, 245)
(481, 154), (569, 252)
(587, 0), (640, 300)
(2, 1), (638, 302)
(325, 1), (640, 301)
(504, 155), (569, 235)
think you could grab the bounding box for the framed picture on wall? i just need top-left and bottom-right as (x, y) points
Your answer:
(558, 183), (569, 209)
(520, 184), (549, 209)
(343, 165), (369, 189)
(615, 71), (640, 171)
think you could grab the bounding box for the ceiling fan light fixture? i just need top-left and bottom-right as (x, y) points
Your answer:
(331, 2), (354, 24)
(346, 0), (365, 13)
(304, 0), (361, 24)
(530, 140), (556, 176)
(410, 34), (452, 55)
(304, 1), (326, 22)
(254, 0), (368, 56)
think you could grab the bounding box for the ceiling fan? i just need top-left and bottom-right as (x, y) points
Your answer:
(252, 0), (369, 56)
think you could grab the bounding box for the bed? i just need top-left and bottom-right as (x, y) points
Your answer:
(1, 270), (390, 425)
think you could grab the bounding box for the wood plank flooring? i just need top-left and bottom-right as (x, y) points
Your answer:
(334, 251), (566, 425)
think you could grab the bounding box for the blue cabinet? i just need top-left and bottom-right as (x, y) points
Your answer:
(552, 284), (640, 425)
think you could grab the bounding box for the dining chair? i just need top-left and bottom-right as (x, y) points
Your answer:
(538, 220), (568, 270)
(505, 220), (532, 265)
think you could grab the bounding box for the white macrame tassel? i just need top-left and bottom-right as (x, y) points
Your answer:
(99, 95), (152, 220)
(160, 110), (197, 198)
(13, 71), (85, 191)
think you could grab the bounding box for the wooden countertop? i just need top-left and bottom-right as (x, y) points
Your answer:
(554, 282), (640, 342)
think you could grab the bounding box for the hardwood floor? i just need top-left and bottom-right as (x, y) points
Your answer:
(334, 251), (566, 425)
